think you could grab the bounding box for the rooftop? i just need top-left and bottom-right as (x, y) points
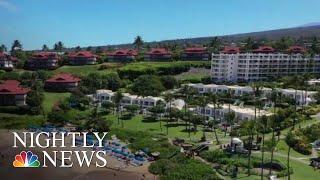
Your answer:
(46, 73), (81, 83)
(0, 80), (30, 95)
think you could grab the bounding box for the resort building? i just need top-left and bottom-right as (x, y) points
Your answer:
(211, 46), (320, 82)
(0, 80), (30, 106)
(181, 47), (210, 60)
(196, 104), (272, 121)
(95, 90), (164, 108)
(26, 52), (59, 70)
(107, 49), (138, 62)
(144, 48), (172, 61)
(187, 83), (317, 105)
(45, 73), (81, 92)
(68, 51), (98, 65)
(0, 52), (17, 71)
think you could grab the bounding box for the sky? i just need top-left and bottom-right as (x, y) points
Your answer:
(0, 0), (320, 50)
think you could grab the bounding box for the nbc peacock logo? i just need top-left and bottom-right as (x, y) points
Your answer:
(13, 151), (40, 167)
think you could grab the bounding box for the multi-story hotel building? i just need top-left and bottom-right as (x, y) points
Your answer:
(211, 46), (320, 82)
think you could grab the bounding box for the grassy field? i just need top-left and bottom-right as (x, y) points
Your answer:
(175, 67), (210, 82)
(42, 92), (71, 113)
(105, 114), (232, 145)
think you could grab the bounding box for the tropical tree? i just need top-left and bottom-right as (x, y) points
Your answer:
(0, 44), (7, 52)
(164, 92), (174, 135)
(196, 95), (209, 140)
(177, 86), (197, 134)
(113, 91), (124, 127)
(243, 119), (257, 176)
(54, 41), (64, 51)
(207, 93), (220, 144)
(11, 40), (22, 53)
(131, 75), (165, 97)
(42, 44), (49, 51)
(148, 101), (166, 131)
(101, 101), (114, 114)
(273, 37), (294, 52)
(133, 35), (143, 51)
(125, 104), (139, 117)
(242, 37), (257, 52)
(208, 37), (221, 53)
(259, 115), (268, 179)
(75, 46), (81, 52)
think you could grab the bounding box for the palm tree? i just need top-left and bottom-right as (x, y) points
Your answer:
(113, 91), (124, 127)
(246, 119), (256, 176)
(148, 100), (165, 132)
(0, 44), (7, 52)
(42, 44), (49, 51)
(179, 86), (197, 135)
(11, 40), (22, 53)
(133, 35), (143, 51)
(246, 82), (262, 176)
(197, 95), (209, 140)
(286, 81), (299, 180)
(164, 92), (174, 135)
(207, 93), (220, 144)
(259, 115), (268, 179)
(268, 88), (278, 176)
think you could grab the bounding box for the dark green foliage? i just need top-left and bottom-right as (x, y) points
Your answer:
(47, 111), (68, 126)
(79, 72), (122, 94)
(285, 123), (320, 155)
(160, 75), (178, 90)
(149, 154), (221, 180)
(131, 75), (165, 97)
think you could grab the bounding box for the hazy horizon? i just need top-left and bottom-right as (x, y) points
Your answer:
(1, 0), (320, 50)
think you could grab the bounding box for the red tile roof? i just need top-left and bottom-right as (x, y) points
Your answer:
(31, 52), (59, 60)
(0, 80), (30, 95)
(108, 49), (138, 56)
(253, 46), (275, 53)
(68, 51), (97, 58)
(46, 73), (81, 83)
(184, 47), (207, 54)
(222, 46), (240, 54)
(287, 46), (306, 54)
(145, 48), (172, 55)
(0, 52), (18, 62)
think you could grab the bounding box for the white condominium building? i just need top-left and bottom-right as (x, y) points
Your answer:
(196, 104), (272, 121)
(95, 89), (164, 108)
(187, 83), (317, 105)
(211, 46), (320, 82)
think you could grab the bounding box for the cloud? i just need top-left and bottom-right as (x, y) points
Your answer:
(0, 0), (17, 12)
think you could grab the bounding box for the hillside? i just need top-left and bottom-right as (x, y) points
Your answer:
(53, 24), (320, 52)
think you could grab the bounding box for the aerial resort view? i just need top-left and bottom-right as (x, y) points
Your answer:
(1, 1), (320, 180)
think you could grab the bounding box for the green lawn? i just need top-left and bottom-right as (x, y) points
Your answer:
(53, 64), (118, 76)
(43, 92), (71, 113)
(104, 114), (229, 144)
(175, 67), (210, 82)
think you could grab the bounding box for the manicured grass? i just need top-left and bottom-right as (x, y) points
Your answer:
(175, 67), (210, 82)
(43, 92), (71, 113)
(104, 114), (228, 144)
(119, 61), (210, 71)
(53, 63), (118, 76)
(253, 153), (320, 180)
